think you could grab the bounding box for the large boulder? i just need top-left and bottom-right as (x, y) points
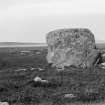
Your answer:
(46, 28), (99, 69)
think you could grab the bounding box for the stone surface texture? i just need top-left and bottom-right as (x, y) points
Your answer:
(46, 28), (99, 68)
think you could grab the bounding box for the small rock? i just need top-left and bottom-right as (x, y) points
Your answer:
(41, 80), (48, 83)
(34, 76), (42, 82)
(102, 66), (105, 69)
(56, 65), (64, 71)
(0, 102), (9, 105)
(101, 62), (105, 66)
(36, 51), (40, 54)
(64, 94), (76, 98)
(102, 53), (105, 57)
(38, 68), (44, 71)
(34, 76), (48, 83)
(16, 68), (27, 71)
(30, 67), (36, 70)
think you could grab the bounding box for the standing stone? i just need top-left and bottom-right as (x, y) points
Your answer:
(46, 28), (99, 69)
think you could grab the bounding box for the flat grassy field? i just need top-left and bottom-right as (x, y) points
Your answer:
(0, 46), (105, 105)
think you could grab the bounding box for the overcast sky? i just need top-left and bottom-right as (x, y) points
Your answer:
(0, 0), (105, 43)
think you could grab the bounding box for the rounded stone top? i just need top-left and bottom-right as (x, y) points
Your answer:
(46, 28), (95, 47)
(46, 28), (94, 37)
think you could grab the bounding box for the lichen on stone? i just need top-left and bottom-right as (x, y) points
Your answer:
(46, 28), (99, 69)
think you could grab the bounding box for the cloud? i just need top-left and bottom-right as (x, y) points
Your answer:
(7, 0), (105, 15)
(0, 0), (104, 42)
(0, 0), (104, 22)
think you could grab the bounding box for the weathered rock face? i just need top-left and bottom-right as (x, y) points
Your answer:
(46, 28), (99, 69)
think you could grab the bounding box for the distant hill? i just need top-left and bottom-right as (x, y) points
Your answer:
(96, 43), (105, 49)
(0, 42), (104, 49)
(0, 42), (46, 45)
(0, 42), (47, 47)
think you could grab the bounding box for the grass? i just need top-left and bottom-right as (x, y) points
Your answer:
(0, 46), (105, 105)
